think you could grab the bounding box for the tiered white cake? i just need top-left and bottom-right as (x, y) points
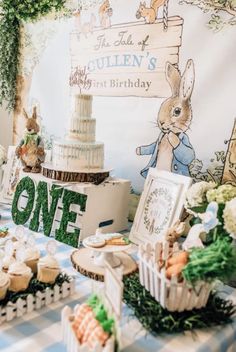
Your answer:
(52, 95), (104, 171)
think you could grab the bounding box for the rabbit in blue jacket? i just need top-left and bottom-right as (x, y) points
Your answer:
(137, 59), (196, 178)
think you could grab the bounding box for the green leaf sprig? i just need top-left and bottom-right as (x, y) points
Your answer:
(0, 0), (66, 110)
(182, 237), (236, 284)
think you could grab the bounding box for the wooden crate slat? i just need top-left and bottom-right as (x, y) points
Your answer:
(138, 242), (212, 312)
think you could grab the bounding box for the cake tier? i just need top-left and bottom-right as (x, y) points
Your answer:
(74, 94), (92, 119)
(53, 140), (104, 171)
(68, 118), (96, 142)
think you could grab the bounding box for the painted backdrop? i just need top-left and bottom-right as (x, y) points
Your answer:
(15, 0), (236, 192)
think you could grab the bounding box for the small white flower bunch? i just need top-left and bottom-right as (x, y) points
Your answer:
(223, 198), (236, 239)
(185, 181), (217, 209)
(207, 184), (236, 204)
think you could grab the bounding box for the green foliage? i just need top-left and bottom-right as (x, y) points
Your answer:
(29, 182), (63, 236)
(183, 237), (236, 284)
(55, 189), (87, 248)
(12, 176), (35, 225)
(0, 0), (66, 110)
(86, 294), (114, 334)
(179, 0), (236, 31)
(123, 273), (236, 334)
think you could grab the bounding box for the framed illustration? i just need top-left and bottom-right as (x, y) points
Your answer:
(0, 146), (21, 204)
(0, 146), (51, 205)
(130, 169), (192, 245)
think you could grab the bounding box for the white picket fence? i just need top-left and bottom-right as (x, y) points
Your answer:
(61, 305), (115, 352)
(0, 276), (75, 324)
(138, 242), (212, 312)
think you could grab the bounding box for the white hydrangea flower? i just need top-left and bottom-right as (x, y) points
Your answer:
(185, 181), (217, 209)
(207, 185), (236, 204)
(223, 198), (236, 239)
(0, 145), (6, 167)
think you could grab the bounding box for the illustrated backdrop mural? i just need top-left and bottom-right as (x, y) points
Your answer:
(14, 0), (236, 192)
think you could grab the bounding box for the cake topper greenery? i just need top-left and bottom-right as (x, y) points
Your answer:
(0, 0), (67, 110)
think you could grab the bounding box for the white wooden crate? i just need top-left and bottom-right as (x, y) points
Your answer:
(61, 305), (115, 352)
(62, 263), (123, 352)
(17, 172), (130, 241)
(138, 242), (212, 312)
(0, 276), (75, 324)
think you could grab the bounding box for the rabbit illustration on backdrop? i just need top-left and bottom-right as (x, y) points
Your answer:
(16, 107), (45, 173)
(136, 59), (196, 178)
(99, 0), (113, 28)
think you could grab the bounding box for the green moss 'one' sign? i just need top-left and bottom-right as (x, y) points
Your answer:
(11, 176), (87, 247)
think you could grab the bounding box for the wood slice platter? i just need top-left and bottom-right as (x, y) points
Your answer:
(42, 163), (110, 185)
(71, 248), (138, 281)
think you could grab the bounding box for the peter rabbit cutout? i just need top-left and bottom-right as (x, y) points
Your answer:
(15, 107), (45, 173)
(137, 60), (196, 178)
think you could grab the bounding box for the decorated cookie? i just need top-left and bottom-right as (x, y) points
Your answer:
(84, 236), (106, 248)
(103, 233), (123, 241)
(106, 236), (130, 246)
(0, 227), (8, 238)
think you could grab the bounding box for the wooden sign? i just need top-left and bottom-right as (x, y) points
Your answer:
(222, 119), (236, 184)
(70, 17), (183, 97)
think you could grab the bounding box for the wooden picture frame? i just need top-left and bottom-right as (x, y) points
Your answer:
(130, 169), (192, 245)
(0, 146), (21, 204)
(0, 146), (52, 205)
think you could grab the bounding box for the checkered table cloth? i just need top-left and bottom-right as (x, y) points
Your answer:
(0, 204), (236, 352)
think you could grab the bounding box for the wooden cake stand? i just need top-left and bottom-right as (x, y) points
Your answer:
(42, 163), (111, 185)
(71, 240), (137, 281)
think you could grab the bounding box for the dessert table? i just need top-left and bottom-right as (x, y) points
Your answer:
(0, 204), (236, 352)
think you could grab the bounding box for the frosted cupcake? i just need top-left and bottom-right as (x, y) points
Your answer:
(2, 256), (16, 273)
(0, 271), (10, 300)
(13, 241), (23, 254)
(24, 247), (40, 274)
(8, 262), (33, 292)
(37, 255), (60, 284)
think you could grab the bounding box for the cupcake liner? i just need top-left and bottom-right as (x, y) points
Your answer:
(25, 258), (39, 274)
(0, 280), (10, 300)
(37, 265), (60, 284)
(9, 273), (32, 292)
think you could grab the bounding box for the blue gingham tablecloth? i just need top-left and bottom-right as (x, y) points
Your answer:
(0, 204), (236, 352)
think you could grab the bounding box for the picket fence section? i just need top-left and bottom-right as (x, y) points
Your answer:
(0, 277), (75, 324)
(138, 242), (212, 312)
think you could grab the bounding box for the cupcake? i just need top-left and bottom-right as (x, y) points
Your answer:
(24, 247), (40, 274)
(8, 262), (32, 292)
(37, 255), (60, 284)
(2, 256), (16, 273)
(0, 271), (10, 300)
(13, 241), (23, 256)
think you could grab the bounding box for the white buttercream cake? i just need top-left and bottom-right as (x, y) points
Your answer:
(52, 95), (104, 171)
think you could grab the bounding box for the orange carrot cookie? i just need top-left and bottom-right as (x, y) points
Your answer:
(0, 227), (8, 238)
(106, 237), (129, 246)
